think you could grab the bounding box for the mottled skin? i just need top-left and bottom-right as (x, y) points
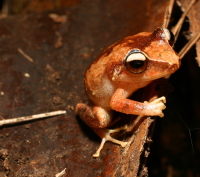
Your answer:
(75, 28), (180, 157)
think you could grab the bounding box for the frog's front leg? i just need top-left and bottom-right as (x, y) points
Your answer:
(110, 88), (166, 117)
(75, 103), (128, 157)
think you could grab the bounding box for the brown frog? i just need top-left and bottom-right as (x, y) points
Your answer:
(75, 27), (180, 157)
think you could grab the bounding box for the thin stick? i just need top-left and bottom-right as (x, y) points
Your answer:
(18, 48), (34, 62)
(178, 32), (200, 59)
(162, 0), (175, 29)
(172, 0), (196, 39)
(55, 168), (66, 177)
(0, 110), (66, 126)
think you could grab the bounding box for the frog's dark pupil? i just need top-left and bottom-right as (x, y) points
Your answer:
(129, 60), (144, 68)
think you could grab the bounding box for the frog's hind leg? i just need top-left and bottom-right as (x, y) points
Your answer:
(75, 103), (128, 157)
(92, 125), (128, 157)
(75, 103), (112, 128)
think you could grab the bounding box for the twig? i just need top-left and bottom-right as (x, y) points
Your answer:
(172, 0), (196, 40)
(18, 48), (34, 62)
(55, 168), (66, 177)
(0, 110), (66, 126)
(179, 32), (200, 59)
(162, 0), (175, 29)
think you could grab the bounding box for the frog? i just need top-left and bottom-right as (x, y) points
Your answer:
(75, 27), (180, 157)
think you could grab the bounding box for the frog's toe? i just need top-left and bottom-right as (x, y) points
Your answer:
(150, 96), (166, 104)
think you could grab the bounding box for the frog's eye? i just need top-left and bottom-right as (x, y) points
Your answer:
(124, 49), (148, 74)
(163, 28), (174, 46)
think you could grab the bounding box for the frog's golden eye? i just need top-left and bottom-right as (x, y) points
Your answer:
(124, 49), (148, 74)
(163, 28), (174, 46)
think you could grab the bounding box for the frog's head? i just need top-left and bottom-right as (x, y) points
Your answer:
(108, 28), (180, 83)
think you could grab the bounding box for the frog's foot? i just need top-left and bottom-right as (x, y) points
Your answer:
(144, 96), (166, 117)
(92, 125), (128, 157)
